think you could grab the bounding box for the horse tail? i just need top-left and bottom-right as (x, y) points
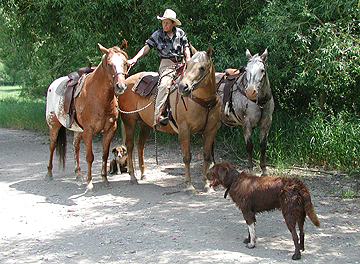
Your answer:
(301, 184), (320, 227)
(56, 125), (67, 170)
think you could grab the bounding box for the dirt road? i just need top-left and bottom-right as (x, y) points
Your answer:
(0, 128), (359, 263)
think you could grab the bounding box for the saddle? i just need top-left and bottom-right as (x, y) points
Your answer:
(64, 62), (96, 128)
(133, 65), (185, 127)
(216, 65), (245, 116)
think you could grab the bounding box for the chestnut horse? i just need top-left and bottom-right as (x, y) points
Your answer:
(216, 49), (274, 176)
(45, 41), (128, 190)
(119, 46), (220, 192)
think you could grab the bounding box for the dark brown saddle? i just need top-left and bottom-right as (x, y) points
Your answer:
(64, 62), (96, 128)
(133, 65), (185, 98)
(133, 66), (185, 127)
(216, 65), (245, 115)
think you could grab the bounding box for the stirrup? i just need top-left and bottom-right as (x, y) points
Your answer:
(159, 116), (169, 126)
(66, 114), (71, 128)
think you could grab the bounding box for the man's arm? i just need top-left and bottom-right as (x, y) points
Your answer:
(127, 44), (151, 66)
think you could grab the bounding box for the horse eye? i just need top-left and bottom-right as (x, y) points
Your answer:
(200, 66), (205, 71)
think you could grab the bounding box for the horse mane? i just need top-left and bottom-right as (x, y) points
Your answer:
(192, 51), (208, 62)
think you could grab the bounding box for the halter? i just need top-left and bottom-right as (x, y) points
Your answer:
(238, 60), (271, 108)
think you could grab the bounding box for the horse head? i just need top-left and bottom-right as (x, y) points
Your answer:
(244, 49), (268, 102)
(98, 39), (128, 96)
(178, 45), (213, 97)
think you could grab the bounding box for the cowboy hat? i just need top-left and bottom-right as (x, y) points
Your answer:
(157, 9), (181, 26)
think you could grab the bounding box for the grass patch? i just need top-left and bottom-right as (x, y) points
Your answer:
(0, 85), (21, 98)
(0, 96), (47, 131)
(217, 110), (360, 172)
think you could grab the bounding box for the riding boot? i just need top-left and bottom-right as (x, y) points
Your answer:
(156, 109), (169, 126)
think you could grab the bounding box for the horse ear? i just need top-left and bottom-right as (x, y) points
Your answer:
(190, 43), (197, 56)
(120, 39), (127, 51)
(246, 49), (252, 60)
(206, 45), (213, 58)
(260, 49), (268, 61)
(98, 43), (109, 54)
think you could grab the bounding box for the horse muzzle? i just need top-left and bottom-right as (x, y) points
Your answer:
(115, 82), (127, 95)
(246, 85), (257, 101)
(178, 83), (192, 97)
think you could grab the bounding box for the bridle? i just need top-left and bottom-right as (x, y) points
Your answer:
(185, 61), (212, 93)
(238, 60), (271, 108)
(104, 52), (132, 80)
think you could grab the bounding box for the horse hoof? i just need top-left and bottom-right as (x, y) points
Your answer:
(292, 252), (301, 260)
(185, 185), (196, 195)
(102, 182), (112, 189)
(45, 174), (53, 181)
(76, 175), (84, 182)
(246, 243), (255, 249)
(86, 182), (94, 191)
(140, 175), (147, 181)
(204, 186), (215, 194)
(130, 179), (139, 185)
(261, 171), (268, 177)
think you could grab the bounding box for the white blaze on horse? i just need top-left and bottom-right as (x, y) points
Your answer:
(118, 45), (221, 193)
(216, 49), (274, 176)
(45, 40), (128, 190)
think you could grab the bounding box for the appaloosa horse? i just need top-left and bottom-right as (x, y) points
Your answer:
(118, 45), (220, 192)
(216, 49), (274, 176)
(45, 40), (128, 190)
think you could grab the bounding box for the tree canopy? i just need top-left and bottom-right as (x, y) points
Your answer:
(0, 0), (359, 113)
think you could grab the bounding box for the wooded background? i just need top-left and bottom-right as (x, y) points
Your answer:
(0, 0), (359, 113)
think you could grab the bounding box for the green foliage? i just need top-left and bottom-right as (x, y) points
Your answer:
(234, 110), (360, 171)
(2, 0), (358, 112)
(0, 97), (47, 130)
(233, 0), (360, 112)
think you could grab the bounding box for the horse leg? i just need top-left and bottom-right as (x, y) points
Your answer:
(82, 132), (95, 190)
(137, 122), (151, 180)
(123, 119), (138, 184)
(178, 129), (194, 193)
(46, 120), (63, 181)
(73, 131), (84, 181)
(259, 128), (269, 176)
(242, 122), (254, 173)
(202, 126), (220, 192)
(100, 128), (116, 189)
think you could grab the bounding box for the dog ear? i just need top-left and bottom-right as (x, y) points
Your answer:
(112, 147), (117, 153)
(217, 166), (229, 183)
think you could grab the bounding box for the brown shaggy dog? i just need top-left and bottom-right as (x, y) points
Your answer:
(206, 162), (320, 260)
(109, 145), (128, 174)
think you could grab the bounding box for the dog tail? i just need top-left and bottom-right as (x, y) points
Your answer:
(56, 125), (67, 170)
(301, 185), (320, 227)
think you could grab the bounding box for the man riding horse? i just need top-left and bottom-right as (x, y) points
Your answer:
(127, 9), (191, 127)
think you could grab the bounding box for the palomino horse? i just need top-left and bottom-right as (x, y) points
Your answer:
(119, 46), (220, 192)
(45, 40), (128, 190)
(216, 49), (274, 176)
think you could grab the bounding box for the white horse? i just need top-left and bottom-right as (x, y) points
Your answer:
(216, 49), (274, 176)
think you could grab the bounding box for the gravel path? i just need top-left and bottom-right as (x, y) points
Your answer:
(0, 128), (359, 263)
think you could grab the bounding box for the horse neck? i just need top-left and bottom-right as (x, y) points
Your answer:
(88, 59), (115, 99)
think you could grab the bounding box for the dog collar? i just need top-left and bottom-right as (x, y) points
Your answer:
(224, 171), (239, 199)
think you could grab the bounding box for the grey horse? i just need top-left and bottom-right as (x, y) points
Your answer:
(216, 49), (274, 176)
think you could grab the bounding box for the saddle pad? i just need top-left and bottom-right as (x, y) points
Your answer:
(55, 77), (70, 96)
(133, 72), (159, 97)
